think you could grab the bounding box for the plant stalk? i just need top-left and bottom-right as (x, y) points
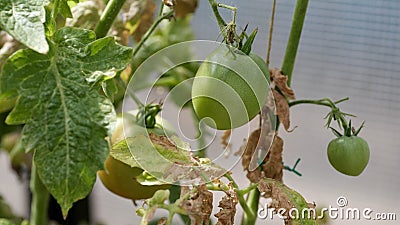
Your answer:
(281, 0), (309, 86)
(241, 189), (260, 225)
(208, 0), (228, 32)
(94, 0), (127, 38)
(132, 10), (174, 57)
(30, 165), (50, 225)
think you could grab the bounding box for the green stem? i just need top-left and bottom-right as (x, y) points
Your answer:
(241, 189), (260, 225)
(288, 97), (349, 108)
(94, 0), (127, 38)
(158, 1), (165, 16)
(208, 0), (227, 32)
(237, 183), (259, 196)
(30, 165), (49, 225)
(281, 0), (309, 86)
(132, 10), (174, 57)
(51, 0), (60, 19)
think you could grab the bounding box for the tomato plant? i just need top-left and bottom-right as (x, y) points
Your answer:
(0, 0), (373, 225)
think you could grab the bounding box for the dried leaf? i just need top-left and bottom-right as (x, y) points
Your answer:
(172, 0), (198, 18)
(214, 185), (238, 225)
(157, 218), (167, 225)
(221, 130), (231, 149)
(258, 178), (317, 225)
(123, 0), (156, 42)
(241, 128), (261, 172)
(273, 89), (291, 131)
(65, 0), (103, 30)
(262, 136), (284, 182)
(270, 68), (295, 99)
(0, 31), (21, 65)
(181, 184), (213, 225)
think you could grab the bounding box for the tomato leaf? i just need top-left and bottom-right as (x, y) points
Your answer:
(0, 27), (132, 216)
(258, 178), (318, 225)
(0, 0), (49, 54)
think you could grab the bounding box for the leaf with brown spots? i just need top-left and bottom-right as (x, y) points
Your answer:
(172, 0), (198, 18)
(221, 130), (231, 149)
(258, 178), (317, 225)
(181, 184), (213, 225)
(214, 184), (238, 225)
(273, 89), (291, 131)
(270, 68), (295, 99)
(262, 136), (284, 181)
(122, 0), (156, 42)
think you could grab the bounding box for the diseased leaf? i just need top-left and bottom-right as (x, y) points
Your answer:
(221, 130), (231, 149)
(273, 89), (291, 131)
(0, 27), (132, 216)
(66, 0), (103, 30)
(126, 134), (226, 184)
(258, 178), (317, 225)
(0, 0), (49, 54)
(270, 68), (295, 99)
(172, 0), (198, 18)
(0, 31), (21, 66)
(181, 184), (213, 225)
(262, 136), (284, 181)
(122, 0), (156, 42)
(214, 184), (237, 225)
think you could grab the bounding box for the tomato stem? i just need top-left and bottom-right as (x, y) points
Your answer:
(29, 165), (50, 225)
(94, 0), (127, 38)
(281, 0), (309, 87)
(208, 0), (228, 32)
(266, 0), (277, 66)
(132, 10), (174, 57)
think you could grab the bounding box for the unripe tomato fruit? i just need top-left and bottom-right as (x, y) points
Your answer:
(111, 110), (174, 144)
(98, 156), (170, 200)
(98, 110), (173, 200)
(192, 46), (269, 130)
(327, 136), (370, 176)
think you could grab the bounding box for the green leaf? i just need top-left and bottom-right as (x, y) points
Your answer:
(0, 0), (49, 54)
(59, 0), (73, 18)
(0, 27), (132, 216)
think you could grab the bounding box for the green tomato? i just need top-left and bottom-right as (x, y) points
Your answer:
(111, 110), (175, 144)
(327, 136), (370, 176)
(99, 110), (173, 200)
(98, 156), (170, 200)
(191, 46), (270, 130)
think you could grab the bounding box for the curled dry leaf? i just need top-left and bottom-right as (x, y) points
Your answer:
(258, 178), (317, 225)
(273, 89), (291, 131)
(181, 184), (213, 225)
(262, 135), (284, 182)
(157, 217), (167, 225)
(171, 0), (198, 18)
(215, 184), (238, 225)
(270, 68), (295, 99)
(121, 0), (156, 42)
(221, 130), (232, 149)
(0, 31), (21, 65)
(65, 0), (103, 30)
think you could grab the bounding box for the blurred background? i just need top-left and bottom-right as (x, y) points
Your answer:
(1, 0), (399, 224)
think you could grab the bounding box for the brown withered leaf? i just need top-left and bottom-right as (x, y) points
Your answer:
(214, 185), (238, 225)
(172, 0), (198, 18)
(273, 89), (291, 131)
(122, 0), (156, 42)
(221, 130), (232, 149)
(258, 178), (317, 225)
(181, 184), (213, 225)
(270, 68), (295, 99)
(0, 31), (21, 65)
(241, 128), (261, 172)
(262, 136), (284, 182)
(239, 128), (265, 183)
(157, 217), (167, 225)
